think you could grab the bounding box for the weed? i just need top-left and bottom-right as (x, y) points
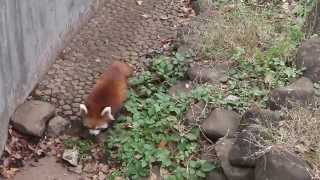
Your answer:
(105, 54), (215, 179)
(226, 30), (303, 112)
(264, 106), (320, 178)
(200, 4), (281, 60)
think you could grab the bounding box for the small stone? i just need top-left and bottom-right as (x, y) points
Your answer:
(224, 95), (240, 102)
(62, 105), (71, 110)
(59, 100), (65, 106)
(63, 111), (73, 116)
(62, 149), (79, 166)
(64, 76), (72, 81)
(187, 64), (229, 85)
(79, 90), (85, 95)
(70, 116), (78, 121)
(51, 98), (58, 103)
(201, 108), (240, 141)
(47, 116), (70, 137)
(185, 101), (206, 124)
(72, 108), (79, 113)
(215, 138), (254, 180)
(255, 149), (312, 180)
(268, 77), (315, 110)
(168, 81), (193, 97)
(74, 98), (82, 103)
(72, 103), (80, 108)
(11, 100), (56, 137)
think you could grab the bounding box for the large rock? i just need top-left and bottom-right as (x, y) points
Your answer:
(47, 116), (70, 137)
(215, 138), (254, 180)
(240, 107), (282, 129)
(255, 149), (312, 180)
(205, 169), (227, 180)
(228, 125), (267, 168)
(296, 37), (320, 82)
(303, 0), (320, 35)
(190, 0), (215, 15)
(187, 64), (229, 85)
(268, 77), (315, 110)
(11, 100), (56, 137)
(168, 81), (193, 97)
(228, 107), (282, 167)
(201, 108), (240, 141)
(185, 101), (206, 124)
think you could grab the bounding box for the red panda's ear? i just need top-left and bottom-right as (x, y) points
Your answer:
(101, 106), (115, 120)
(80, 104), (88, 114)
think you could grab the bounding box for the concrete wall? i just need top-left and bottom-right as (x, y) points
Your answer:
(0, 0), (98, 156)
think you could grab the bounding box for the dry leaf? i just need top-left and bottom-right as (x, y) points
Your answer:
(142, 14), (151, 19)
(160, 15), (169, 20)
(157, 140), (167, 149)
(136, 0), (143, 5)
(122, 123), (133, 129)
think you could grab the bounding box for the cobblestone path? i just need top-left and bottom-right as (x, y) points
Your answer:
(32, 0), (187, 131)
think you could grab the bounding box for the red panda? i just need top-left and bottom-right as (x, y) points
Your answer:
(79, 61), (133, 135)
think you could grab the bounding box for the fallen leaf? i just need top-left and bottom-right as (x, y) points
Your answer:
(157, 140), (167, 149)
(142, 14), (151, 19)
(1, 167), (19, 178)
(122, 123), (133, 129)
(160, 15), (169, 20)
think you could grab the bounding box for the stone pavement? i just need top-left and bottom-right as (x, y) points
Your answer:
(31, 0), (187, 134)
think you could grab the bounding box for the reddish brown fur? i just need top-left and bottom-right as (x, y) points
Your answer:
(82, 61), (133, 129)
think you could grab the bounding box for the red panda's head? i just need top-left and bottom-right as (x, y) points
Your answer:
(79, 103), (115, 135)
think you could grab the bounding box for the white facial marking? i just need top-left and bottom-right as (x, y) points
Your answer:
(89, 129), (100, 136)
(79, 104), (88, 114)
(101, 106), (115, 120)
(98, 123), (109, 129)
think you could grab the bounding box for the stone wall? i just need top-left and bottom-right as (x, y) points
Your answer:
(0, 0), (99, 156)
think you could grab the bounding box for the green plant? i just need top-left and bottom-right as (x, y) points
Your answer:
(105, 53), (215, 179)
(226, 29), (302, 111)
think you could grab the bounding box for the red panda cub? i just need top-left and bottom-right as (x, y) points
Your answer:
(79, 61), (133, 135)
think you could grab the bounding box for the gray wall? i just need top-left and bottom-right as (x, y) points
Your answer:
(0, 0), (97, 156)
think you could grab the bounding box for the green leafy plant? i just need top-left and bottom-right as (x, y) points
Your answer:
(105, 53), (215, 179)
